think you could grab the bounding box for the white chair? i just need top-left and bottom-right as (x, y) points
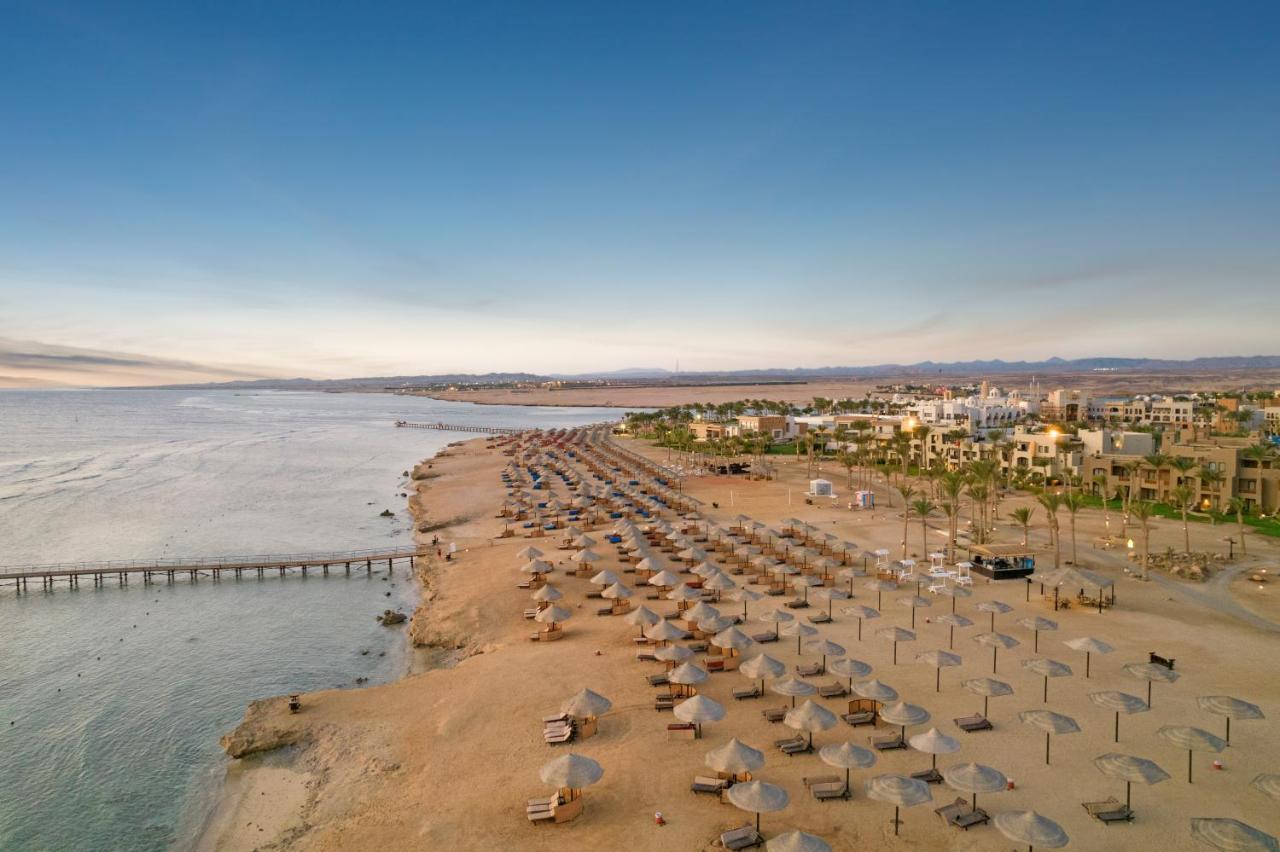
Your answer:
(954, 562), (973, 586)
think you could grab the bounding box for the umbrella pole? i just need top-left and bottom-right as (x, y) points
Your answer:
(858, 619), (863, 641)
(932, 754), (938, 769)
(1045, 731), (1051, 764)
(894, 642), (898, 665)
(797, 636), (802, 654)
(1043, 677), (1048, 703)
(894, 805), (900, 836)
(984, 695), (990, 717)
(756, 811), (761, 833)
(1115, 711), (1120, 742)
(936, 668), (941, 692)
(1147, 681), (1152, 707)
(879, 591), (884, 609)
(1126, 781), (1132, 809)
(912, 608), (916, 629)
(990, 612), (995, 630)
(1188, 749), (1193, 783)
(951, 597), (956, 614)
(992, 647), (998, 674)
(1034, 631), (1039, 653)
(1085, 652), (1091, 678)
(1225, 717), (1231, 744)
(949, 625), (955, 650)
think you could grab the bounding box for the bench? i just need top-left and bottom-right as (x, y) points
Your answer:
(1148, 652), (1176, 670)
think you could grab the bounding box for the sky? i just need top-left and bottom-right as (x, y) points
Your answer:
(2, 1), (1278, 386)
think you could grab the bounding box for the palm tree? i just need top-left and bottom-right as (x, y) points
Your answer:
(1227, 496), (1249, 557)
(1130, 501), (1156, 579)
(1198, 466), (1226, 514)
(1142, 453), (1169, 502)
(1012, 506), (1035, 545)
(1037, 491), (1063, 570)
(1170, 484), (1195, 555)
(1062, 492), (1085, 565)
(836, 449), (857, 492)
(1121, 459), (1143, 537)
(1243, 443), (1279, 513)
(1091, 473), (1112, 531)
(911, 498), (937, 559)
(940, 472), (965, 560)
(1169, 455), (1197, 487)
(899, 484), (917, 559)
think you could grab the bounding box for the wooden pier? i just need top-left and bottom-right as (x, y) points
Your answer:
(394, 420), (526, 434)
(0, 546), (429, 594)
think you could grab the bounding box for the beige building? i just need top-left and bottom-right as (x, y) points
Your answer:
(1084, 436), (1280, 512)
(736, 415), (790, 440)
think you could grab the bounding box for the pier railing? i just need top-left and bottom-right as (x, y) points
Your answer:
(394, 421), (526, 434)
(0, 545), (429, 580)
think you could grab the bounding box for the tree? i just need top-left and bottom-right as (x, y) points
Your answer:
(1198, 466), (1225, 514)
(1142, 453), (1169, 502)
(1227, 496), (1249, 557)
(1012, 506), (1035, 545)
(1063, 492), (1085, 564)
(911, 498), (938, 560)
(1121, 459), (1143, 538)
(1170, 484), (1195, 555)
(836, 449), (857, 491)
(1092, 473), (1111, 532)
(939, 472), (966, 560)
(898, 484), (917, 559)
(1243, 443), (1279, 513)
(1130, 501), (1156, 579)
(1036, 491), (1063, 571)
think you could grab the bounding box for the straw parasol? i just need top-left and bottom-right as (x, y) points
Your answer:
(1064, 636), (1114, 678)
(943, 761), (1007, 812)
(896, 594), (932, 630)
(712, 626), (756, 655)
(1196, 695), (1264, 745)
(590, 568), (622, 587)
(624, 605), (661, 636)
(731, 588), (764, 620)
(804, 638), (846, 671)
(704, 573), (737, 599)
(909, 727), (959, 776)
(1016, 616), (1058, 653)
(1019, 709), (1080, 764)
(674, 694), (725, 737)
(841, 605), (881, 641)
(653, 644), (694, 664)
(854, 678), (900, 705)
(792, 575), (823, 604)
(973, 631), (1020, 673)
(1251, 773), (1280, 801)
(1124, 662), (1181, 707)
(684, 600), (719, 623)
(1157, 725), (1227, 783)
(539, 753), (603, 802)
(772, 675), (818, 708)
(648, 569), (682, 589)
(532, 584), (563, 603)
(767, 831), (832, 852)
(705, 737), (765, 780)
(864, 579), (897, 610)
(993, 810), (1070, 851)
(865, 774), (931, 836)
(740, 654), (786, 694)
(667, 584), (702, 605)
(934, 582), (972, 613)
(561, 688), (612, 721)
(1189, 818), (1279, 852)
(916, 649), (962, 692)
(570, 548), (602, 565)
(976, 600), (1013, 630)
(645, 619), (687, 645)
(668, 661), (709, 692)
(725, 780), (789, 833)
(876, 626), (917, 665)
(535, 605), (572, 628)
(1093, 752), (1170, 811)
(828, 657), (873, 689)
(601, 581), (634, 601)
(1090, 690), (1150, 742)
(785, 698), (839, 748)
(1022, 658), (1073, 702)
(699, 615), (736, 635)
(880, 701), (931, 741)
(816, 586), (850, 618)
(517, 545), (545, 561)
(962, 677), (1013, 718)
(935, 613), (974, 650)
(781, 620), (820, 655)
(819, 740), (876, 788)
(522, 559), (553, 577)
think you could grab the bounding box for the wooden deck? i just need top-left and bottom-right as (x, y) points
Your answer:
(394, 420), (526, 434)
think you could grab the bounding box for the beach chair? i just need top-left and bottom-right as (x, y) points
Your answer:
(843, 699), (877, 727)
(910, 767), (943, 784)
(655, 695), (675, 712)
(803, 774), (842, 788)
(647, 673), (670, 686)
(761, 706), (787, 723)
(691, 775), (728, 795)
(808, 612), (832, 624)
(542, 712), (569, 724)
(872, 732), (906, 750)
(795, 662), (823, 677)
(781, 738), (812, 756)
(1083, 797), (1135, 824)
(784, 598), (810, 609)
(954, 714), (993, 733)
(523, 608), (538, 619)
(733, 685), (762, 701)
(543, 724), (574, 745)
(751, 632), (779, 644)
(817, 682), (847, 700)
(720, 824), (764, 850)
(811, 781), (850, 801)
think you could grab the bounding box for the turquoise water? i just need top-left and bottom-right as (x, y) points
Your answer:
(0, 390), (615, 850)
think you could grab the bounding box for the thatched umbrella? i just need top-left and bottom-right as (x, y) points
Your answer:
(934, 583), (972, 613)
(816, 587), (851, 619)
(522, 559), (554, 578)
(535, 605), (572, 635)
(601, 582), (634, 608)
(828, 657), (873, 690)
(570, 548), (602, 565)
(590, 568), (622, 587)
(539, 753), (603, 803)
(876, 626), (917, 665)
(896, 594), (932, 630)
(936, 613), (974, 650)
(684, 600), (719, 624)
(976, 600), (1013, 630)
(837, 567), (866, 595)
(1016, 616), (1058, 654)
(1022, 658), (1073, 702)
(1189, 818), (1278, 852)
(993, 810), (1070, 852)
(648, 568), (682, 591)
(880, 701), (931, 742)
(962, 677), (1013, 718)
(1196, 695), (1264, 744)
(644, 619), (687, 645)
(865, 774), (931, 836)
(1251, 773), (1280, 801)
(653, 644), (694, 665)
(561, 688), (612, 722)
(1124, 662), (1180, 707)
(842, 604), (881, 641)
(705, 737), (764, 782)
(973, 631), (1020, 674)
(792, 575), (823, 604)
(740, 652), (786, 694)
(759, 608), (796, 639)
(731, 588), (764, 620)
(782, 620), (819, 655)
(517, 545), (545, 561)
(864, 579), (897, 610)
(624, 604), (661, 637)
(909, 727), (959, 777)
(854, 678), (900, 707)
(916, 649), (962, 692)
(767, 830), (831, 852)
(725, 780), (789, 834)
(785, 698), (839, 749)
(1089, 690), (1150, 742)
(804, 638), (846, 672)
(674, 694), (725, 738)
(819, 740), (876, 789)
(943, 761), (1007, 812)
(1019, 709), (1080, 765)
(1063, 636), (1113, 678)
(532, 584), (564, 606)
(699, 615), (736, 635)
(668, 661), (709, 697)
(712, 626), (756, 659)
(771, 675), (817, 708)
(704, 572), (737, 601)
(1158, 725), (1227, 783)
(1093, 752), (1170, 811)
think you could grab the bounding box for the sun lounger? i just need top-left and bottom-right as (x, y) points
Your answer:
(811, 781), (850, 801)
(733, 685), (762, 700)
(596, 606), (614, 616)
(843, 710), (876, 727)
(523, 608), (538, 619)
(795, 662), (823, 677)
(705, 659), (726, 673)
(655, 697), (675, 712)
(782, 739), (813, 756)
(818, 682), (848, 699)
(775, 734), (805, 750)
(808, 612), (832, 624)
(803, 774), (842, 788)
(647, 673), (670, 686)
(543, 713), (569, 724)
(910, 767), (943, 784)
(687, 641), (709, 652)
(543, 725), (574, 745)
(1083, 797), (1135, 824)
(934, 797), (989, 830)
(692, 775), (729, 795)
(954, 714), (993, 732)
(761, 706), (787, 723)
(784, 599), (810, 609)
(872, 733), (906, 750)
(721, 824), (764, 850)
(751, 632), (779, 644)
(635, 651), (657, 662)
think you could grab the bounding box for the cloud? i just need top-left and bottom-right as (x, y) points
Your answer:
(0, 337), (276, 387)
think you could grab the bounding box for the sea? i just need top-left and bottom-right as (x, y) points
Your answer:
(0, 389), (618, 851)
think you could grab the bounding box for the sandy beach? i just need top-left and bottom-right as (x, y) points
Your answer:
(204, 430), (1280, 851)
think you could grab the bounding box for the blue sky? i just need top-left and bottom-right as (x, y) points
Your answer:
(1, 1), (1278, 385)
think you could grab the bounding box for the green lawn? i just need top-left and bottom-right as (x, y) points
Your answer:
(1075, 494), (1280, 538)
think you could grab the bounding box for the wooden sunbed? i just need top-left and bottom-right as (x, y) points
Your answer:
(872, 733), (906, 750)
(733, 685), (762, 701)
(784, 598), (810, 609)
(818, 682), (848, 699)
(795, 662), (823, 677)
(751, 632), (779, 644)
(647, 673), (670, 686)
(811, 781), (850, 801)
(775, 734), (805, 750)
(955, 714), (993, 732)
(691, 775), (728, 795)
(761, 706), (787, 723)
(808, 612), (832, 624)
(935, 797), (990, 830)
(721, 824), (764, 850)
(1083, 797), (1135, 824)
(843, 701), (877, 727)
(910, 767), (943, 784)
(803, 774), (841, 788)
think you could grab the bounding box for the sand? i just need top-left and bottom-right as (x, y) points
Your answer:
(204, 431), (1280, 851)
